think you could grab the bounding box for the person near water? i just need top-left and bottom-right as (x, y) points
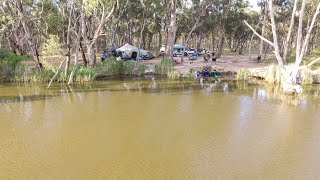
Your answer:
(204, 52), (208, 62)
(212, 51), (217, 64)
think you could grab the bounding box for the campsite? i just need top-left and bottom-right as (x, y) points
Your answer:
(1, 0), (320, 179)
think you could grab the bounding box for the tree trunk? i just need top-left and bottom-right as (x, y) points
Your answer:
(217, 30), (225, 59)
(165, 0), (177, 59)
(68, 28), (81, 85)
(81, 1), (116, 66)
(64, 5), (74, 75)
(158, 31), (162, 48)
(79, 38), (88, 66)
(282, 0), (297, 64)
(211, 30), (215, 52)
(87, 45), (96, 66)
(137, 9), (147, 61)
(259, 1), (268, 57)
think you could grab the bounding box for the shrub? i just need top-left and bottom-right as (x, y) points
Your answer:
(0, 48), (25, 68)
(75, 66), (98, 82)
(167, 71), (180, 80)
(0, 48), (29, 82)
(236, 69), (251, 80)
(154, 59), (174, 75)
(100, 60), (147, 76)
(303, 48), (320, 69)
(183, 71), (196, 79)
(136, 64), (147, 75)
(42, 34), (65, 56)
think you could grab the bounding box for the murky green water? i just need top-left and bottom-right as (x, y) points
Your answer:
(0, 79), (320, 179)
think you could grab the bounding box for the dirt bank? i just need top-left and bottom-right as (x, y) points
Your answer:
(141, 51), (276, 78)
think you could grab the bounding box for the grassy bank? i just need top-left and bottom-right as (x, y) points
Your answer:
(0, 49), (152, 83)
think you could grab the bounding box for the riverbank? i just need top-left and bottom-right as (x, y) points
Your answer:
(2, 51), (319, 84)
(139, 52), (277, 81)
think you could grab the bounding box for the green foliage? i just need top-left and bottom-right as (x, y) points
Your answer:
(287, 48), (296, 63)
(0, 48), (29, 82)
(300, 69), (314, 85)
(29, 68), (55, 82)
(100, 60), (147, 76)
(265, 64), (315, 85)
(236, 69), (251, 80)
(42, 34), (64, 56)
(265, 64), (283, 84)
(167, 71), (180, 80)
(183, 70), (196, 80)
(154, 59), (174, 76)
(303, 48), (320, 69)
(75, 66), (98, 82)
(137, 64), (147, 75)
(7, 65), (55, 83)
(287, 48), (320, 69)
(0, 48), (25, 67)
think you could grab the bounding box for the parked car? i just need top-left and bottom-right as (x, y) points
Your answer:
(173, 51), (183, 57)
(101, 50), (110, 61)
(187, 48), (196, 55)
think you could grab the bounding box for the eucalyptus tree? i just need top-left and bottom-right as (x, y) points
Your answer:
(165, 0), (177, 58)
(80, 0), (116, 67)
(1, 0), (50, 70)
(245, 0), (320, 94)
(177, 0), (214, 63)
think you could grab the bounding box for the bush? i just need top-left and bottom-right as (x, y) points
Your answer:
(287, 48), (320, 69)
(236, 69), (251, 80)
(183, 71), (196, 79)
(265, 64), (314, 85)
(42, 34), (65, 56)
(75, 66), (98, 82)
(303, 48), (320, 69)
(167, 71), (180, 80)
(0, 48), (25, 68)
(154, 59), (174, 75)
(100, 60), (147, 76)
(0, 48), (29, 82)
(136, 64), (147, 75)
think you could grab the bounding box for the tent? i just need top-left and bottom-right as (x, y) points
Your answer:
(116, 43), (154, 60)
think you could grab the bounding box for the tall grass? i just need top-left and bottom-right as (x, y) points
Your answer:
(167, 71), (180, 80)
(100, 59), (147, 76)
(154, 59), (174, 76)
(75, 66), (98, 82)
(236, 69), (251, 80)
(265, 64), (314, 85)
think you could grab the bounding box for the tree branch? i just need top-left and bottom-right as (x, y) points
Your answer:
(244, 20), (274, 48)
(306, 57), (320, 68)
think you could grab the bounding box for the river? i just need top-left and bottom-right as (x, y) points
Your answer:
(0, 79), (320, 179)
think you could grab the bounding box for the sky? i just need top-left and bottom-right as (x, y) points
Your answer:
(248, 0), (260, 11)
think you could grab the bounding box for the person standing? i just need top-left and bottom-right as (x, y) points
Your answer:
(212, 51), (217, 64)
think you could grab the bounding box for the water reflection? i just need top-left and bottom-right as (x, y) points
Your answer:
(1, 80), (319, 107)
(0, 79), (320, 178)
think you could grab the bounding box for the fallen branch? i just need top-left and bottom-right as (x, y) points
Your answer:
(47, 59), (66, 89)
(244, 20), (275, 48)
(68, 63), (79, 85)
(307, 56), (320, 68)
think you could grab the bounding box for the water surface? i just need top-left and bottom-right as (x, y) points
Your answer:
(0, 79), (320, 179)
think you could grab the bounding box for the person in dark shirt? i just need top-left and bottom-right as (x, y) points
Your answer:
(212, 52), (217, 64)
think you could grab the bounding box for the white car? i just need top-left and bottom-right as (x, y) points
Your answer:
(187, 48), (196, 55)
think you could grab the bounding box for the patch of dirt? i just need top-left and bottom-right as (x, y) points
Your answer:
(141, 51), (276, 77)
(24, 51), (277, 78)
